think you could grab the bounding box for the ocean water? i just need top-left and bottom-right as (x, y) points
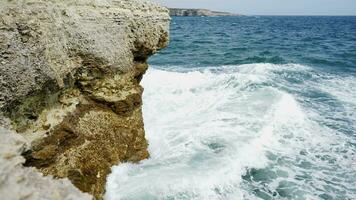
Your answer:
(106, 16), (356, 200)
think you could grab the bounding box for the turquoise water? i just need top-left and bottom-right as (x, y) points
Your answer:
(106, 16), (356, 200)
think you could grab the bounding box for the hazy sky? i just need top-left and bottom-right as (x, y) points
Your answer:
(152, 0), (356, 15)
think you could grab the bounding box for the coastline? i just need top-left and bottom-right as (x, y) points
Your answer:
(168, 8), (240, 17)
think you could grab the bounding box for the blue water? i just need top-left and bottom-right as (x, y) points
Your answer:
(107, 16), (356, 200)
(151, 16), (356, 73)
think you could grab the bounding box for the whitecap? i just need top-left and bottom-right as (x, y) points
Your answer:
(105, 63), (356, 200)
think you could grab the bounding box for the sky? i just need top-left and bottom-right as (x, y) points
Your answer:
(151, 0), (356, 16)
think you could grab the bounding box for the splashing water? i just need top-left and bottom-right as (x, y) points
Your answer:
(105, 63), (356, 200)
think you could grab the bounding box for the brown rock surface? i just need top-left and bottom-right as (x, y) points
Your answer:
(0, 0), (170, 199)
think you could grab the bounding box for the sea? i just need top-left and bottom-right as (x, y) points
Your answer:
(106, 16), (356, 200)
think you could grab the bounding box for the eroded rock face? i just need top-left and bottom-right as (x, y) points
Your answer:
(0, 0), (170, 199)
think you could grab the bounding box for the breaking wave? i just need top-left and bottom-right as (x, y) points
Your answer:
(106, 63), (356, 200)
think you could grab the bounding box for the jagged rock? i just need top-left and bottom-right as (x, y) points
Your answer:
(0, 0), (170, 199)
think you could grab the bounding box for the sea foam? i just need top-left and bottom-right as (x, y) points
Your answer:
(106, 63), (356, 200)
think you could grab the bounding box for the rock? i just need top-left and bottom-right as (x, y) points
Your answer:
(0, 0), (170, 199)
(0, 128), (92, 200)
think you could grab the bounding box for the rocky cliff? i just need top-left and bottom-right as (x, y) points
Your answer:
(169, 8), (238, 17)
(0, 0), (170, 199)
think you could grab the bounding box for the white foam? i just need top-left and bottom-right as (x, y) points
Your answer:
(105, 63), (356, 200)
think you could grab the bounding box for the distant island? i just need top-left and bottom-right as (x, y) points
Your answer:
(169, 8), (240, 17)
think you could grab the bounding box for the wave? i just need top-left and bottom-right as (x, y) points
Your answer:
(105, 63), (356, 200)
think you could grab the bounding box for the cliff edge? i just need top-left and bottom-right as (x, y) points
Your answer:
(0, 0), (170, 199)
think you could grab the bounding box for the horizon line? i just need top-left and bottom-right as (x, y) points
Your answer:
(249, 14), (356, 16)
(164, 7), (356, 17)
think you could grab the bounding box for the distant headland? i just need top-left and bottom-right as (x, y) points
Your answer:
(168, 8), (240, 17)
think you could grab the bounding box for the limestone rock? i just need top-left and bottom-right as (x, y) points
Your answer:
(0, 128), (92, 200)
(0, 0), (170, 199)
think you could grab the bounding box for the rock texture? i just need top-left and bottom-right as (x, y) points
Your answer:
(0, 128), (92, 200)
(0, 0), (170, 199)
(169, 8), (239, 17)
